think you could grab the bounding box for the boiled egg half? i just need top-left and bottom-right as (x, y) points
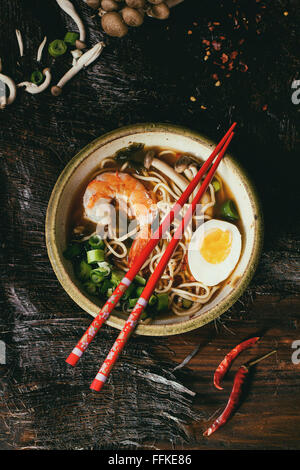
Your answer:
(188, 219), (242, 286)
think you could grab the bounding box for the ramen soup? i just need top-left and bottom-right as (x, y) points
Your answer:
(64, 143), (243, 323)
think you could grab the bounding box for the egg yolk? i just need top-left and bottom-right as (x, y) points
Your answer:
(200, 228), (232, 264)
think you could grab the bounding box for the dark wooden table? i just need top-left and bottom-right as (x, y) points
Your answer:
(1, 0), (299, 450)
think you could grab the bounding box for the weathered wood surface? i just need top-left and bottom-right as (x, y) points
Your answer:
(0, 0), (300, 450)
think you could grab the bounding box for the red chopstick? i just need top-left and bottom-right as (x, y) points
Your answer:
(90, 132), (235, 391)
(66, 123), (236, 367)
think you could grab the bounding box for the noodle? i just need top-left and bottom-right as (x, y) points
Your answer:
(75, 148), (218, 318)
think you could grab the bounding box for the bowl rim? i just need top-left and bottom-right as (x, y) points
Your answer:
(45, 122), (264, 336)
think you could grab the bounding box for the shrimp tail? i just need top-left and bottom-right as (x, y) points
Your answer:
(128, 225), (152, 268)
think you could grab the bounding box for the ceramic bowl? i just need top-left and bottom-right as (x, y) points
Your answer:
(46, 123), (263, 336)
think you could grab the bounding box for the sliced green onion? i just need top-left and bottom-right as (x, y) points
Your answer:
(87, 249), (105, 264)
(75, 260), (92, 281)
(48, 39), (67, 58)
(156, 293), (169, 312)
(149, 295), (157, 306)
(64, 31), (79, 46)
(212, 179), (221, 192)
(182, 298), (193, 309)
(135, 286), (144, 297)
(63, 243), (81, 260)
(97, 261), (111, 277)
(31, 70), (44, 85)
(140, 311), (148, 320)
(221, 199), (239, 221)
(111, 269), (126, 286)
(100, 279), (114, 296)
(134, 274), (146, 286)
(90, 268), (105, 284)
(83, 281), (97, 295)
(129, 298), (138, 308)
(123, 283), (136, 300)
(88, 234), (105, 249)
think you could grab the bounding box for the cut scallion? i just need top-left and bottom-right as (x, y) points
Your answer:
(90, 268), (105, 284)
(48, 39), (67, 58)
(88, 234), (104, 249)
(156, 293), (169, 312)
(87, 249), (105, 264)
(31, 70), (44, 85)
(221, 200), (239, 221)
(64, 31), (79, 46)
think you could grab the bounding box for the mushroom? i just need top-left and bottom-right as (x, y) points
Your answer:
(15, 29), (24, 57)
(101, 0), (120, 11)
(174, 155), (194, 174)
(84, 0), (101, 8)
(56, 0), (86, 49)
(0, 58), (17, 109)
(147, 2), (170, 19)
(71, 48), (83, 66)
(125, 0), (146, 8)
(18, 68), (52, 95)
(144, 151), (189, 192)
(36, 36), (47, 62)
(147, 0), (164, 4)
(165, 0), (184, 6)
(101, 12), (128, 37)
(121, 7), (144, 27)
(51, 42), (105, 96)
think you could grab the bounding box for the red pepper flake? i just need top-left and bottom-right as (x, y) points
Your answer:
(262, 104), (268, 111)
(221, 53), (228, 63)
(230, 51), (238, 60)
(202, 39), (210, 46)
(212, 40), (222, 51)
(187, 30), (193, 35)
(239, 62), (248, 72)
(212, 73), (219, 81)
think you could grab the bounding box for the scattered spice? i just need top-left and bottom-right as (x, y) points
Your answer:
(190, 96), (196, 102)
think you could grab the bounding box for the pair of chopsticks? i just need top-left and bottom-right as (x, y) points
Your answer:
(66, 123), (236, 391)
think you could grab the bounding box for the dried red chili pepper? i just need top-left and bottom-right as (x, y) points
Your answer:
(214, 336), (260, 390)
(204, 350), (276, 437)
(204, 365), (248, 436)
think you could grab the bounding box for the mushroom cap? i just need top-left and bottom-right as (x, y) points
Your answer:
(75, 39), (87, 50)
(51, 85), (62, 96)
(84, 0), (101, 8)
(121, 7), (144, 27)
(101, 11), (129, 37)
(174, 155), (193, 173)
(147, 0), (164, 4)
(148, 2), (170, 19)
(101, 0), (120, 11)
(125, 0), (146, 8)
(42, 67), (51, 74)
(144, 150), (156, 169)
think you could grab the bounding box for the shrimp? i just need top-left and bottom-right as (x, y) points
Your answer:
(83, 172), (156, 267)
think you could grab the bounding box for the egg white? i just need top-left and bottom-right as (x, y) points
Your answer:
(188, 219), (242, 287)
